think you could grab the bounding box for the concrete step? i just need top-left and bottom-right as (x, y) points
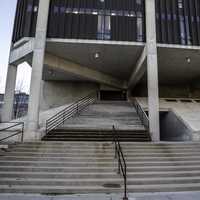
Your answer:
(1, 164), (200, 172)
(3, 153), (200, 159)
(3, 176), (200, 186)
(1, 170), (200, 179)
(1, 183), (200, 193)
(7, 148), (200, 154)
(0, 178), (123, 186)
(11, 141), (200, 146)
(10, 146), (200, 152)
(42, 138), (151, 142)
(0, 185), (123, 194)
(2, 141), (200, 194)
(0, 172), (118, 179)
(44, 134), (149, 138)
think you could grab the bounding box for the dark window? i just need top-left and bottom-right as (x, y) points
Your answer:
(156, 0), (200, 46)
(12, 0), (39, 42)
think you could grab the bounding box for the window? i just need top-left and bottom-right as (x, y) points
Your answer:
(137, 17), (143, 42)
(97, 15), (111, 40)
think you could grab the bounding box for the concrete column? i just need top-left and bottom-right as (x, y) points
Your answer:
(2, 65), (17, 122)
(27, 0), (50, 136)
(145, 0), (160, 141)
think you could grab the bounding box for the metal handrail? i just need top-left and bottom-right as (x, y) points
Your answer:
(112, 125), (128, 200)
(133, 98), (149, 130)
(0, 122), (24, 143)
(46, 92), (98, 134)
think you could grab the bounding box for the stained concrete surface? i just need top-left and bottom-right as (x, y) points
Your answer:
(0, 192), (200, 200)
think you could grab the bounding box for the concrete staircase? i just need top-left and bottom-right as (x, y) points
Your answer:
(43, 101), (150, 142)
(1, 142), (200, 193)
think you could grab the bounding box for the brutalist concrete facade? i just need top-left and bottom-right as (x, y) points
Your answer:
(3, 0), (200, 141)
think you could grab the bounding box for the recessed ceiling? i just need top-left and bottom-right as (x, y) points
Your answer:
(45, 40), (145, 81)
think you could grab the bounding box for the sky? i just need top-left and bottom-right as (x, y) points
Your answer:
(0, 0), (31, 94)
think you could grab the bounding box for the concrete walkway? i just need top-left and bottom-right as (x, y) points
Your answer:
(0, 192), (200, 200)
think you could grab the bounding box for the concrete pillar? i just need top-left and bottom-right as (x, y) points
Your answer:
(145, 0), (160, 141)
(27, 0), (50, 137)
(2, 65), (17, 122)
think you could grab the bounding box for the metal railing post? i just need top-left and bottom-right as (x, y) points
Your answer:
(118, 155), (120, 174)
(21, 123), (24, 143)
(112, 125), (128, 200)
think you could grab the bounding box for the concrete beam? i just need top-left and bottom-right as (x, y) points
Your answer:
(9, 39), (34, 65)
(128, 47), (147, 89)
(44, 53), (127, 89)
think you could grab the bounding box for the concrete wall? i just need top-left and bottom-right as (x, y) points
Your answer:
(132, 84), (200, 98)
(40, 81), (99, 111)
(160, 111), (192, 141)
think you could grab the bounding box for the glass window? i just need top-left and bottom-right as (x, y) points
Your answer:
(137, 17), (143, 42)
(97, 15), (111, 40)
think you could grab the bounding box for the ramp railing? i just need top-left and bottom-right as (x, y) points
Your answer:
(133, 98), (149, 130)
(46, 92), (98, 134)
(0, 122), (24, 143)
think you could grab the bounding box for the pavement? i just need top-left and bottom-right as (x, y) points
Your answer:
(0, 192), (200, 200)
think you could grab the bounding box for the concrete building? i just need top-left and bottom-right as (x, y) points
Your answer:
(3, 0), (200, 140)
(3, 0), (200, 197)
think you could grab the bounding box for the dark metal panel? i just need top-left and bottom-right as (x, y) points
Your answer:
(160, 0), (167, 43)
(58, 0), (67, 38)
(155, 0), (162, 43)
(30, 0), (39, 37)
(64, 13), (73, 38)
(171, 0), (180, 44)
(195, 0), (200, 45)
(23, 0), (34, 37)
(166, 0), (173, 44)
(71, 14), (80, 39)
(47, 0), (56, 37)
(12, 0), (21, 42)
(79, 14), (86, 39)
(183, 0), (192, 45)
(188, 0), (198, 45)
(18, 0), (25, 39)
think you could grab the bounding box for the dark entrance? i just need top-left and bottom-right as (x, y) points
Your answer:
(100, 90), (127, 101)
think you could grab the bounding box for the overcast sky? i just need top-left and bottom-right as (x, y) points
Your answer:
(0, 0), (31, 94)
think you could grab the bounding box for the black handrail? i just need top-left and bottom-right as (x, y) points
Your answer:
(133, 98), (149, 130)
(46, 92), (98, 134)
(112, 125), (128, 200)
(0, 122), (24, 143)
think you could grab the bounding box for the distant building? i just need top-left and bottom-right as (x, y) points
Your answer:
(0, 93), (29, 122)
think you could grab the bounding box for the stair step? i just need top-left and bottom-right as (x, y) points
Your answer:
(1, 170), (200, 178)
(1, 183), (200, 193)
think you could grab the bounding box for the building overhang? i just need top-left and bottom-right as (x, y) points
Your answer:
(45, 38), (145, 82)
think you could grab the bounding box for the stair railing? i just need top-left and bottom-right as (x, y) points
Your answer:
(46, 91), (98, 134)
(112, 125), (128, 200)
(0, 122), (24, 143)
(133, 98), (149, 130)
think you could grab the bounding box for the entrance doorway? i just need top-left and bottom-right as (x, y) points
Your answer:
(99, 90), (127, 101)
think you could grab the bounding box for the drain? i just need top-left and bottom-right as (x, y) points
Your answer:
(102, 183), (121, 188)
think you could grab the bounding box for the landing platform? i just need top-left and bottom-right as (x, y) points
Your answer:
(135, 97), (200, 141)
